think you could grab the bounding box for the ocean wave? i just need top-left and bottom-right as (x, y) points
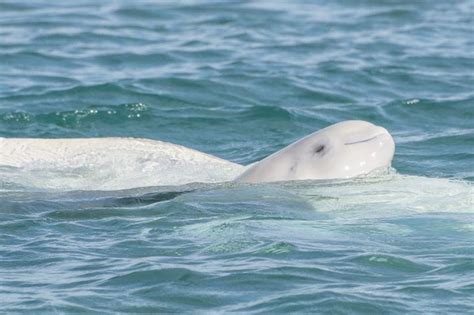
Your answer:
(1, 0), (473, 313)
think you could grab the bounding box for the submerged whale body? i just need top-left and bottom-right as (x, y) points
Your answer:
(0, 120), (395, 190)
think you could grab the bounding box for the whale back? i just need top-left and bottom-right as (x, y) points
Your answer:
(0, 137), (244, 190)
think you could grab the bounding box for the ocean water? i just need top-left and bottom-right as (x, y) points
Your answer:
(1, 0), (473, 313)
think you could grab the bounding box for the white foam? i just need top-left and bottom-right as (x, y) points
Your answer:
(287, 173), (473, 216)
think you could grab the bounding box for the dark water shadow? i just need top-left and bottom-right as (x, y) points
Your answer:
(102, 189), (195, 207)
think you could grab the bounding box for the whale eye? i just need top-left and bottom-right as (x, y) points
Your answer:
(314, 145), (325, 155)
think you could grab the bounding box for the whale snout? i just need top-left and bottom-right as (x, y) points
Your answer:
(376, 126), (396, 160)
(343, 124), (393, 145)
(340, 122), (395, 170)
(375, 126), (392, 139)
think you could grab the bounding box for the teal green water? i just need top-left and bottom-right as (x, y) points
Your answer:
(1, 1), (473, 313)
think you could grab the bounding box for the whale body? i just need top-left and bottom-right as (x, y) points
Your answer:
(0, 120), (395, 190)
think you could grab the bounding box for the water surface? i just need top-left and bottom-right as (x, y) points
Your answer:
(0, 0), (473, 313)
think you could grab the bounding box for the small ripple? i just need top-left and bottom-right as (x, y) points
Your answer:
(1, 102), (151, 131)
(32, 31), (151, 47)
(429, 258), (474, 275)
(100, 268), (207, 288)
(230, 288), (407, 313)
(237, 104), (293, 121)
(347, 253), (434, 274)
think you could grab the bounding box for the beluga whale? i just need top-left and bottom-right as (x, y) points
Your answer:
(0, 120), (395, 190)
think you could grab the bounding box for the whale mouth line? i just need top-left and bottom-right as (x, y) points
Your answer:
(344, 133), (385, 145)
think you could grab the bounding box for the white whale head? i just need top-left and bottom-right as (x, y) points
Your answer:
(235, 120), (395, 183)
